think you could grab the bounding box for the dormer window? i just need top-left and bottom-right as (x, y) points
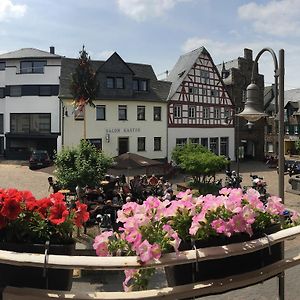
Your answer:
(133, 79), (148, 91)
(20, 61), (46, 74)
(106, 77), (124, 89)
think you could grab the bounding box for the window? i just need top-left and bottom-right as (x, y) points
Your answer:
(200, 70), (209, 83)
(0, 62), (5, 71)
(201, 138), (208, 148)
(267, 125), (272, 134)
(88, 139), (102, 150)
(116, 77), (124, 89)
(202, 88), (208, 95)
(20, 61), (46, 73)
(214, 107), (220, 119)
(220, 137), (229, 156)
(210, 137), (219, 155)
(0, 88), (4, 98)
(137, 106), (145, 120)
(133, 79), (148, 91)
(295, 125), (299, 135)
(154, 137), (161, 151)
(118, 105), (127, 120)
(133, 79), (139, 91)
(153, 106), (161, 121)
(10, 113), (50, 134)
(189, 138), (199, 145)
(176, 138), (187, 147)
(189, 87), (199, 95)
(203, 107), (210, 119)
(140, 80), (148, 91)
(39, 86), (51, 96)
(137, 137), (146, 151)
(0, 114), (3, 134)
(107, 77), (124, 89)
(267, 142), (274, 153)
(188, 106), (196, 118)
(96, 105), (106, 120)
(211, 90), (219, 97)
(174, 105), (182, 118)
(107, 77), (114, 89)
(10, 86), (21, 97)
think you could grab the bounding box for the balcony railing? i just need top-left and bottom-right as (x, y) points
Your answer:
(2, 225), (300, 299)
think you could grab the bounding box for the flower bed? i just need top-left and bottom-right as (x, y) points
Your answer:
(93, 187), (300, 291)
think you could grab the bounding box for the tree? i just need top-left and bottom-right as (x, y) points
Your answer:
(54, 140), (113, 191)
(171, 143), (228, 184)
(70, 45), (98, 139)
(295, 140), (300, 154)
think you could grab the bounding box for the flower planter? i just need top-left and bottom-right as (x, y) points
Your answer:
(165, 226), (282, 287)
(0, 242), (75, 291)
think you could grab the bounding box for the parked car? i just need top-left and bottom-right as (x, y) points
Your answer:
(29, 150), (51, 169)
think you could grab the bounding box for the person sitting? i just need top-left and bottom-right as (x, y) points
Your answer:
(149, 174), (159, 186)
(163, 188), (175, 200)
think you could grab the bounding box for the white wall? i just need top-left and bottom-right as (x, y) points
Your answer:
(63, 99), (168, 159)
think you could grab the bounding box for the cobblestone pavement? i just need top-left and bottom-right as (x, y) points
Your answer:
(1, 159), (300, 299)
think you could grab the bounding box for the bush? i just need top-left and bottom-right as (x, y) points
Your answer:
(54, 141), (113, 191)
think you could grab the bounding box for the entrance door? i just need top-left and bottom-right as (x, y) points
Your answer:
(118, 137), (129, 155)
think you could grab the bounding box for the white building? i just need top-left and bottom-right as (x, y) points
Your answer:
(59, 52), (170, 160)
(0, 47), (62, 159)
(166, 47), (235, 160)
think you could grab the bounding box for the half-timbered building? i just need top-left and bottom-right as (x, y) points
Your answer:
(166, 47), (235, 160)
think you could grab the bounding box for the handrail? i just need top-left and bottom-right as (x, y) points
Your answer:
(0, 225), (300, 270)
(2, 225), (300, 299)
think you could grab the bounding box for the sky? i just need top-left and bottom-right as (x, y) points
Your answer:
(0, 0), (299, 90)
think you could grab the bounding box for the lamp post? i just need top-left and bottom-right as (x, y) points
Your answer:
(237, 48), (285, 300)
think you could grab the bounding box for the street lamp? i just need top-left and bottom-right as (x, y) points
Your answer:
(237, 48), (285, 300)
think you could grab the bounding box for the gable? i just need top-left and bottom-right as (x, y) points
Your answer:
(97, 52), (134, 75)
(170, 50), (233, 107)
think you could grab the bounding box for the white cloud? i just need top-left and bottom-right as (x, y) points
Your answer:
(97, 50), (114, 60)
(238, 0), (300, 36)
(0, 0), (26, 22)
(116, 0), (184, 21)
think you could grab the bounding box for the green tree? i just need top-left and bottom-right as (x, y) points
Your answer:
(54, 141), (113, 191)
(171, 143), (228, 184)
(295, 140), (300, 154)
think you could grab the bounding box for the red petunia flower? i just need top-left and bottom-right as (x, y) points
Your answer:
(1, 197), (22, 220)
(74, 201), (89, 227)
(49, 201), (69, 225)
(36, 197), (53, 219)
(22, 190), (37, 211)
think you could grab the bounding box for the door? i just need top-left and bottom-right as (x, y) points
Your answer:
(118, 137), (129, 155)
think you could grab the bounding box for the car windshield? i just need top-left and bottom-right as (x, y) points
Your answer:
(31, 152), (49, 159)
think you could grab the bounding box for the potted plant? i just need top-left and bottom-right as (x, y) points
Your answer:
(0, 188), (89, 291)
(93, 187), (300, 291)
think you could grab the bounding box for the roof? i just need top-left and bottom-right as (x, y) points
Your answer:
(0, 48), (61, 60)
(264, 87), (300, 110)
(59, 56), (171, 102)
(166, 47), (206, 100)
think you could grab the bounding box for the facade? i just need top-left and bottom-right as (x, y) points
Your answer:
(265, 88), (300, 155)
(0, 47), (62, 159)
(59, 53), (170, 160)
(166, 47), (235, 160)
(219, 49), (265, 160)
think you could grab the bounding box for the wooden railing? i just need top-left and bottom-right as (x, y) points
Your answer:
(2, 225), (300, 300)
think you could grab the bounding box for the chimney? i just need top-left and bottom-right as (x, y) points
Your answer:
(50, 46), (55, 54)
(244, 48), (253, 61)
